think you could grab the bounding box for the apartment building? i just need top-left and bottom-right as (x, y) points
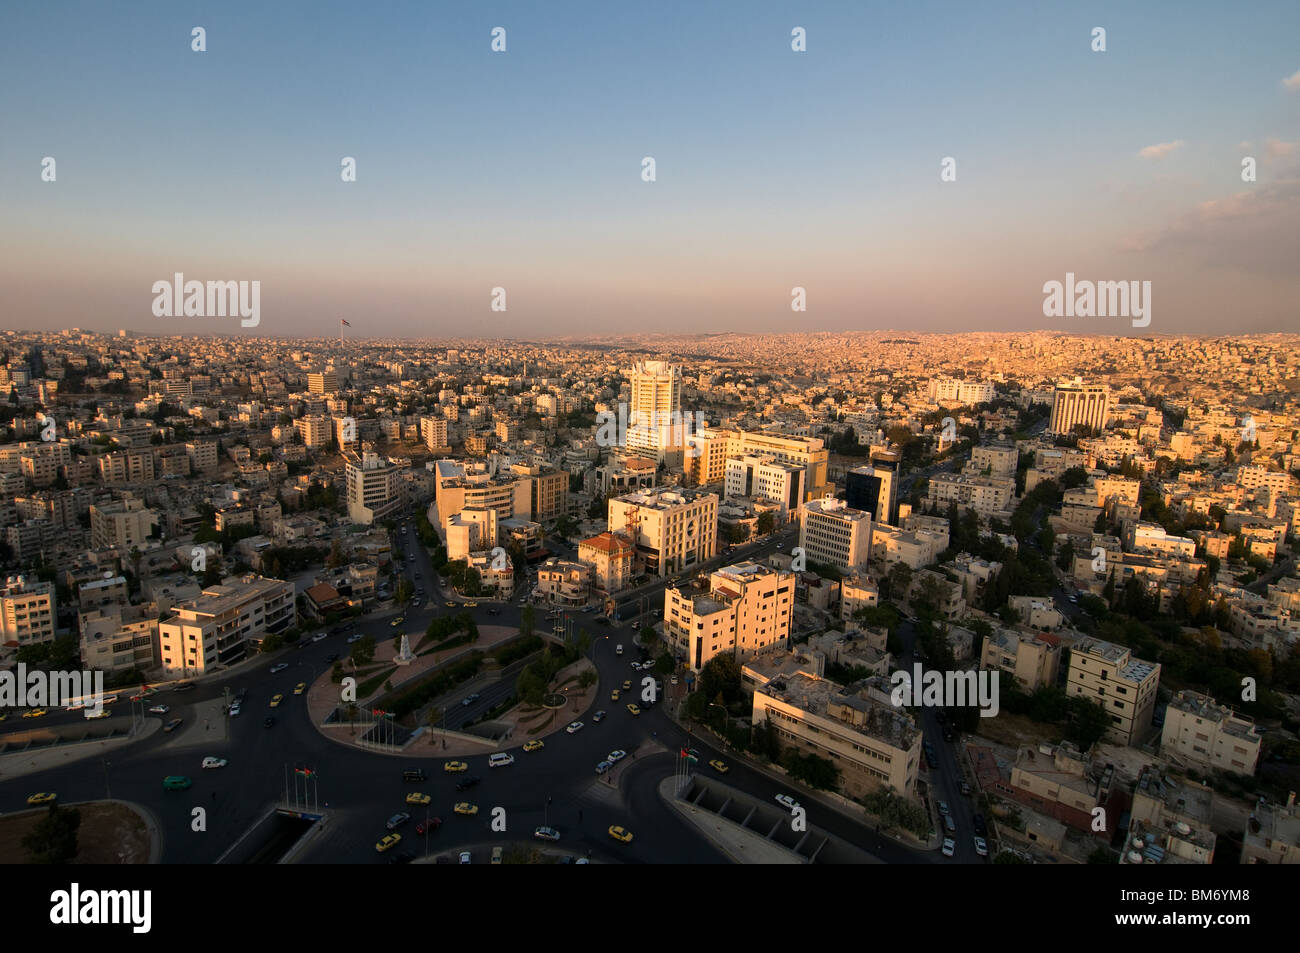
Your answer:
(752, 672), (921, 799)
(979, 626), (1062, 691)
(419, 415), (449, 451)
(1242, 795), (1300, 865)
(607, 488), (718, 578)
(89, 498), (157, 550)
(511, 462), (569, 523)
(294, 415), (331, 449)
(1161, 690), (1261, 776)
(968, 444), (1018, 479)
(799, 497), (872, 571)
(723, 455), (805, 519)
(1066, 637), (1161, 745)
(840, 572), (880, 621)
(97, 450), (155, 485)
(307, 370), (338, 394)
(157, 574), (295, 676)
(444, 506), (498, 560)
(536, 558), (592, 607)
(1006, 741), (1118, 834)
(1122, 765), (1217, 864)
(663, 561), (794, 670)
(0, 575), (56, 646)
(433, 459), (532, 530)
(927, 377), (995, 405)
(345, 450), (402, 525)
(927, 472), (1015, 518)
(79, 603), (159, 674)
(185, 440), (218, 473)
(686, 428), (830, 500)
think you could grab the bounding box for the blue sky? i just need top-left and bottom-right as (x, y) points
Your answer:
(2, 0), (1297, 337)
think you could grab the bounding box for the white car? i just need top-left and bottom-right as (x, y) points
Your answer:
(942, 838), (956, 857)
(775, 794), (800, 812)
(312, 632), (328, 642)
(973, 836), (988, 857)
(346, 635), (363, 644)
(607, 749), (627, 763)
(228, 705), (241, 717)
(148, 704), (170, 715)
(565, 721), (584, 734)
(202, 757), (228, 769)
(459, 850), (471, 864)
(270, 663), (289, 674)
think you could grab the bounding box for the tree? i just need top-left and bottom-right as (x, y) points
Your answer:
(578, 669), (597, 690)
(698, 654), (743, 707)
(520, 604), (535, 638)
(351, 635), (376, 667)
(756, 511), (776, 537)
(23, 804), (81, 864)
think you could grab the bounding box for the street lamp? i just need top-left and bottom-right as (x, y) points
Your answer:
(707, 702), (731, 745)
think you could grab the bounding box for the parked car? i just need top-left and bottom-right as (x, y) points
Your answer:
(941, 837), (956, 857)
(270, 663), (289, 674)
(386, 812), (411, 830)
(595, 760), (613, 775)
(775, 794), (800, 812)
(416, 817), (442, 835)
(455, 776), (482, 792)
(534, 826), (561, 842)
(973, 836), (989, 857)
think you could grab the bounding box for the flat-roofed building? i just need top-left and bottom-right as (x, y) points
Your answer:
(536, 558), (592, 607)
(724, 455), (805, 520)
(840, 572), (879, 621)
(1122, 765), (1217, 864)
(608, 488), (717, 578)
(345, 450), (402, 525)
(927, 471), (1015, 518)
(511, 462), (569, 523)
(980, 626), (1062, 691)
(663, 560), (794, 671)
(752, 673), (921, 799)
(799, 497), (872, 571)
(90, 498), (157, 550)
(1161, 690), (1261, 776)
(1049, 380), (1110, 435)
(79, 603), (159, 673)
(157, 574), (295, 676)
(0, 575), (56, 647)
(307, 370), (338, 394)
(1067, 636), (1160, 745)
(1242, 794), (1300, 864)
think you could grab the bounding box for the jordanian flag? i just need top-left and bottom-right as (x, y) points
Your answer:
(295, 768), (315, 778)
(680, 747), (699, 763)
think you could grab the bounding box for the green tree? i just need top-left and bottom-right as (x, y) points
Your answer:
(23, 804), (81, 864)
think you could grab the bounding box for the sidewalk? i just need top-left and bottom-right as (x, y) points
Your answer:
(0, 719), (161, 782)
(660, 777), (802, 864)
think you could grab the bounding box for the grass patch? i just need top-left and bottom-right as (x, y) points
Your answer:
(0, 802), (149, 864)
(357, 666), (398, 698)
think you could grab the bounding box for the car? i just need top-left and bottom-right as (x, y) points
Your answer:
(615, 644), (624, 656)
(406, 792), (431, 806)
(27, 792), (57, 805)
(172, 683), (196, 693)
(973, 836), (989, 857)
(607, 749), (627, 763)
(960, 780), (972, 796)
(626, 704), (641, 716)
(270, 663), (289, 674)
(937, 801), (950, 817)
(709, 759), (729, 774)
(774, 794), (800, 811)
(455, 776), (481, 791)
(85, 708), (112, 719)
(465, 602), (478, 608)
(390, 617), (404, 627)
(595, 760), (613, 775)
(565, 721), (584, 734)
(453, 802), (479, 816)
(670, 675), (678, 685)
(375, 834), (402, 853)
(148, 704), (170, 715)
(162, 776), (192, 790)
(610, 690), (620, 702)
(22, 709), (47, 719)
(973, 813), (987, 836)
(459, 850), (472, 864)
(346, 635), (363, 644)
(445, 601), (457, 608)
(228, 705), (242, 717)
(941, 837), (956, 857)
(592, 710), (606, 723)
(201, 757), (228, 769)
(622, 680), (632, 691)
(416, 817), (442, 835)
(264, 716), (276, 728)
(522, 740), (545, 752)
(411, 600), (421, 608)
(386, 812), (411, 830)
(608, 825), (634, 843)
(534, 826), (560, 842)
(313, 632), (328, 643)
(444, 760), (468, 773)
(486, 608), (500, 616)
(293, 682), (307, 696)
(270, 694), (284, 708)
(461, 694), (480, 707)
(402, 768), (427, 782)
(163, 718), (183, 733)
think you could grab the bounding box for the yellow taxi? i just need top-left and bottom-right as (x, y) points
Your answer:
(608, 825), (634, 843)
(27, 792), (57, 805)
(270, 694), (284, 708)
(22, 709), (47, 719)
(454, 802), (479, 816)
(709, 759), (730, 774)
(523, 740), (544, 752)
(444, 760), (468, 773)
(406, 792), (431, 806)
(610, 689), (620, 702)
(622, 680), (632, 691)
(626, 703), (641, 716)
(293, 682), (307, 696)
(376, 833), (402, 852)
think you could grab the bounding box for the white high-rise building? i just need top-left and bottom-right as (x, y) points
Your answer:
(800, 498), (873, 571)
(723, 455), (806, 519)
(345, 451), (401, 525)
(626, 360), (682, 457)
(607, 488), (717, 577)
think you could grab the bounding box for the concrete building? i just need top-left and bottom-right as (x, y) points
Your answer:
(840, 572), (880, 621)
(157, 574), (295, 676)
(295, 415), (332, 449)
(307, 370), (339, 394)
(751, 672), (921, 799)
(686, 428), (830, 500)
(79, 603), (159, 674)
(724, 455), (806, 520)
(607, 488), (718, 578)
(1066, 637), (1161, 745)
(420, 415), (449, 451)
(344, 451), (402, 525)
(1161, 690), (1261, 777)
(844, 453), (900, 525)
(663, 561), (795, 670)
(89, 498), (157, 551)
(980, 626), (1062, 691)
(1049, 380), (1110, 435)
(536, 558), (592, 607)
(799, 497), (872, 571)
(927, 377), (995, 405)
(577, 531), (635, 593)
(625, 360), (683, 458)
(1242, 794), (1300, 864)
(511, 462), (569, 524)
(1122, 765), (1217, 864)
(927, 472), (1015, 518)
(0, 575), (56, 647)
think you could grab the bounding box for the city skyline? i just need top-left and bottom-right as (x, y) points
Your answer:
(3, 0), (1298, 337)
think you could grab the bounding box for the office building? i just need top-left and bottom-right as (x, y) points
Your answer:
(158, 574), (295, 676)
(799, 497), (872, 571)
(1049, 380), (1110, 435)
(663, 561), (795, 670)
(345, 451), (402, 525)
(607, 488), (717, 577)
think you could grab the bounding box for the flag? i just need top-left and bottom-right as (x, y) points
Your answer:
(340, 318), (352, 327)
(295, 768), (315, 778)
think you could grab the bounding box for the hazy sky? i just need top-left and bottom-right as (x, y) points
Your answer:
(2, 0), (1297, 338)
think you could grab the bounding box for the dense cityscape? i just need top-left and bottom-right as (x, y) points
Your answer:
(0, 328), (1297, 872)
